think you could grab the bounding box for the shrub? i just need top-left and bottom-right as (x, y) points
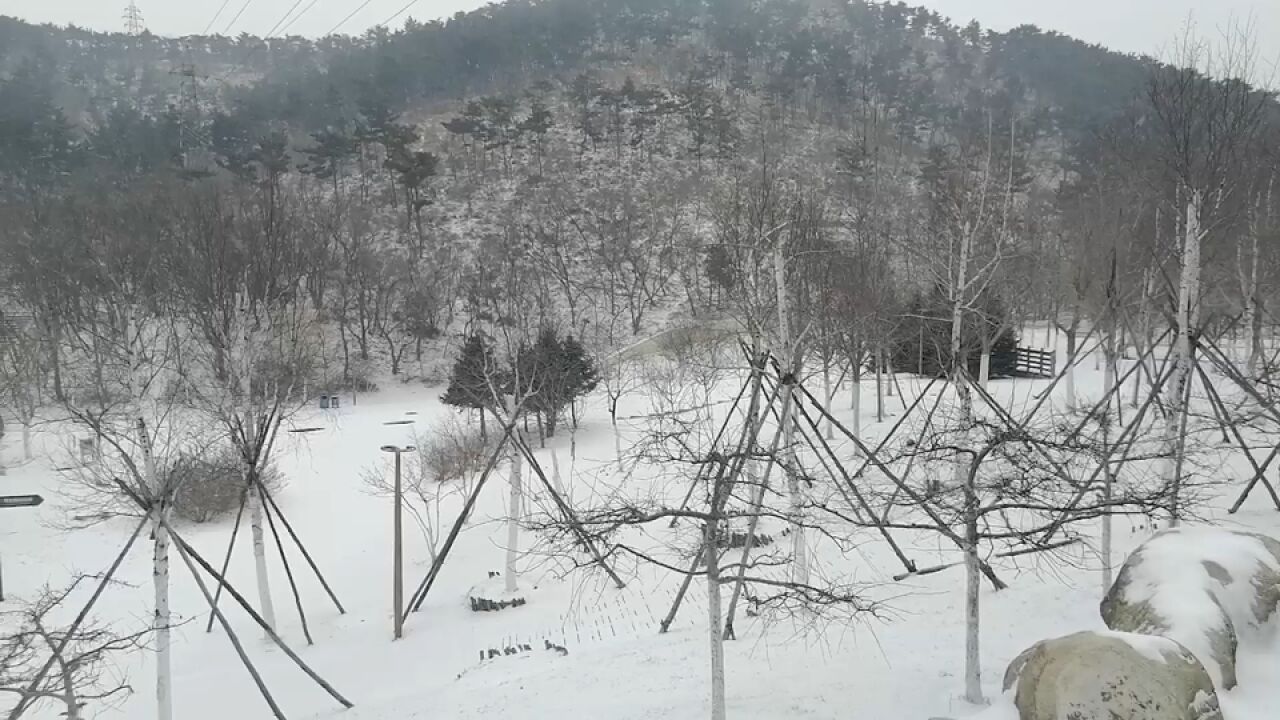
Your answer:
(413, 416), (498, 489)
(891, 290), (1019, 378)
(169, 449), (284, 524)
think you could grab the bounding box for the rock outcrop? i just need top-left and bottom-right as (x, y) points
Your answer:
(1002, 630), (1221, 720)
(1101, 526), (1280, 689)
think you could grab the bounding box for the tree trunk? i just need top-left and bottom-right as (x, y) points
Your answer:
(1245, 229), (1262, 378)
(153, 508), (173, 720)
(875, 349), (885, 422)
(823, 361), (833, 440)
(48, 318), (64, 402)
(139, 415), (173, 720)
(706, 520), (726, 720)
(952, 225), (984, 705)
(1167, 193), (1202, 528)
(775, 239), (806, 586)
(1135, 267), (1156, 408)
(505, 396), (523, 593)
(1101, 317), (1119, 593)
(57, 654), (79, 720)
(885, 352), (896, 397)
(1063, 325), (1078, 409)
(850, 362), (862, 441)
(21, 423), (31, 461)
(963, 491), (982, 705)
(978, 340), (991, 391)
(247, 472), (277, 634)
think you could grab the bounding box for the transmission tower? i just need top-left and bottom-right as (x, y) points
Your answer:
(123, 2), (146, 35)
(170, 62), (211, 172)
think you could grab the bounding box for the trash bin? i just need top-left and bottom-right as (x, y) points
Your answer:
(320, 395), (330, 409)
(330, 395), (341, 409)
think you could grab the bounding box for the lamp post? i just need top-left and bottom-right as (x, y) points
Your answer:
(381, 444), (414, 640)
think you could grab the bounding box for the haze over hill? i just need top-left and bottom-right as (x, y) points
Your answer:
(10, 0), (1280, 68)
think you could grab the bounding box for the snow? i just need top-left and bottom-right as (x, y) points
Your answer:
(1096, 630), (1179, 665)
(2, 332), (1280, 720)
(1109, 524), (1280, 686)
(1128, 525), (1279, 602)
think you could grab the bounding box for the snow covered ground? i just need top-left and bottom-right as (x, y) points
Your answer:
(3, 337), (1279, 720)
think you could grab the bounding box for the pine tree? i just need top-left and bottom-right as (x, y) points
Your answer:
(560, 334), (599, 430)
(515, 328), (600, 438)
(441, 333), (503, 437)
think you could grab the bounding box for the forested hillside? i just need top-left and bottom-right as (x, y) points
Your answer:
(4, 3), (1280, 719)
(0, 0), (1206, 389)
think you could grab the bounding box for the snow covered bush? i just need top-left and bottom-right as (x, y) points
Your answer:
(1001, 631), (1221, 720)
(1100, 526), (1280, 690)
(416, 416), (498, 489)
(169, 449), (284, 524)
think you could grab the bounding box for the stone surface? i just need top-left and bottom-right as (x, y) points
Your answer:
(1003, 631), (1221, 720)
(1101, 526), (1280, 690)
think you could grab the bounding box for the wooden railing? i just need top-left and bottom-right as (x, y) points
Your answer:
(1013, 347), (1056, 379)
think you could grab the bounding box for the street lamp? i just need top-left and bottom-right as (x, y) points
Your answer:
(381, 444), (415, 640)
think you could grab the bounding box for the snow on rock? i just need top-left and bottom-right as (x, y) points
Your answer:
(1001, 630), (1222, 720)
(1100, 526), (1280, 690)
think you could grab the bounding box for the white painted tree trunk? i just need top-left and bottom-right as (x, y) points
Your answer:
(153, 507), (172, 720)
(550, 447), (565, 495)
(951, 225), (984, 706)
(1062, 324), (1080, 410)
(142, 420), (173, 720)
(775, 239), (806, 586)
(875, 349), (885, 422)
(706, 521), (726, 720)
(978, 349), (991, 390)
(822, 363), (833, 440)
(614, 421), (623, 472)
(506, 397), (524, 594)
(1167, 193), (1202, 528)
(247, 479), (277, 634)
(850, 366), (862, 441)
(1133, 267), (1156, 408)
(1101, 322), (1118, 593)
(1244, 230), (1261, 378)
(886, 353), (896, 397)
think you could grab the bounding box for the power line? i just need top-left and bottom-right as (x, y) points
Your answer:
(263, 0), (308, 38)
(223, 0), (255, 35)
(202, 0), (232, 34)
(277, 0), (324, 37)
(325, 0), (378, 36)
(381, 0), (422, 29)
(215, 0), (324, 83)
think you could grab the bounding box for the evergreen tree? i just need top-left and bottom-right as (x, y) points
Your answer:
(515, 328), (599, 438)
(559, 334), (599, 430)
(441, 333), (504, 437)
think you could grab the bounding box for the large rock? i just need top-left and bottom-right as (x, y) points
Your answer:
(1002, 631), (1221, 720)
(1101, 526), (1280, 689)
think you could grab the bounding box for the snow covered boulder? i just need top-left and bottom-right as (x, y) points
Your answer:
(1001, 631), (1221, 720)
(1100, 526), (1280, 690)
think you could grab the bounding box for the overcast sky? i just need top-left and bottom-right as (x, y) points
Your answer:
(4, 0), (1278, 71)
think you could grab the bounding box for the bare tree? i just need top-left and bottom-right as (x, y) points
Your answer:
(166, 178), (326, 636)
(0, 316), (44, 462)
(1, 577), (151, 720)
(1138, 23), (1269, 525)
